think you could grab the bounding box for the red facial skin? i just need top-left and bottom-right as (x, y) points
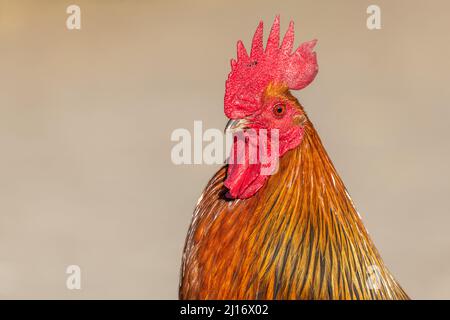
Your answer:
(224, 88), (305, 199)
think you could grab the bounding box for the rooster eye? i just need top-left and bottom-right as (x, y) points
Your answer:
(272, 104), (286, 118)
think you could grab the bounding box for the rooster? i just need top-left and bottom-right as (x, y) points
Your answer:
(180, 16), (409, 300)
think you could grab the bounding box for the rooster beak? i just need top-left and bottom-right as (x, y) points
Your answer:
(224, 119), (249, 133)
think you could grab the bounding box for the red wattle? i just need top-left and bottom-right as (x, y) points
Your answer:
(224, 130), (277, 199)
(224, 163), (269, 199)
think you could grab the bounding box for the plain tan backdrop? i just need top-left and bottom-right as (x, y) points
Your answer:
(0, 0), (449, 299)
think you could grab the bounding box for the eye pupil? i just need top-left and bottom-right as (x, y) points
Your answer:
(273, 104), (286, 117)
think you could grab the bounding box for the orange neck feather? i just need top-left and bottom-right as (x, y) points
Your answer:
(180, 118), (409, 300)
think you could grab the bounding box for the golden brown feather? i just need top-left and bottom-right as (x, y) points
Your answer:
(180, 108), (409, 300)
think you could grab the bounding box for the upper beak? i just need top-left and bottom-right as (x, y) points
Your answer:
(224, 119), (249, 133)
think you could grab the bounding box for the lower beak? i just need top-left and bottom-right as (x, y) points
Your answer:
(224, 119), (249, 133)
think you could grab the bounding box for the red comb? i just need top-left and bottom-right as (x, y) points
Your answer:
(224, 16), (318, 119)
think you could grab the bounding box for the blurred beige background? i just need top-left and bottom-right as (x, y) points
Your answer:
(0, 0), (449, 299)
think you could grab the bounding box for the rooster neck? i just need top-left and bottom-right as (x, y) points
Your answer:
(180, 121), (409, 300)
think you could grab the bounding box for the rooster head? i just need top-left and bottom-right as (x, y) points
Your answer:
(223, 16), (319, 199)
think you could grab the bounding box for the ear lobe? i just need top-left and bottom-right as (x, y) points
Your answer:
(292, 113), (306, 126)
